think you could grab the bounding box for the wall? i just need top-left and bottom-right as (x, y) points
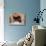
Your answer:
(40, 0), (46, 45)
(4, 0), (40, 42)
(0, 0), (4, 42)
(40, 0), (46, 27)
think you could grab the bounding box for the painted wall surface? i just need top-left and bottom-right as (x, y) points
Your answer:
(40, 0), (46, 27)
(40, 0), (46, 44)
(4, 0), (40, 42)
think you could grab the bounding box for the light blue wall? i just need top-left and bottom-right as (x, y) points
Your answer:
(4, 0), (40, 42)
(40, 0), (46, 27)
(40, 0), (46, 44)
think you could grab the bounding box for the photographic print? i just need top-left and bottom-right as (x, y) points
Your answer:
(9, 12), (25, 25)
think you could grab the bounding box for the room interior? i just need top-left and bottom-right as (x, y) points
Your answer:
(0, 0), (46, 46)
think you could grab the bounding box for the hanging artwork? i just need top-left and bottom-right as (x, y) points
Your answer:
(9, 12), (25, 25)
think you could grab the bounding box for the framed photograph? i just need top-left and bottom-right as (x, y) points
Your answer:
(9, 12), (25, 25)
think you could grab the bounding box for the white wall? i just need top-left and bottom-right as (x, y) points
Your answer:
(0, 0), (4, 42)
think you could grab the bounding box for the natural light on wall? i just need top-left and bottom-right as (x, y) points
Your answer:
(0, 0), (4, 42)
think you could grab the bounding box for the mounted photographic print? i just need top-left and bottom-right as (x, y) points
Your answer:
(9, 12), (25, 25)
